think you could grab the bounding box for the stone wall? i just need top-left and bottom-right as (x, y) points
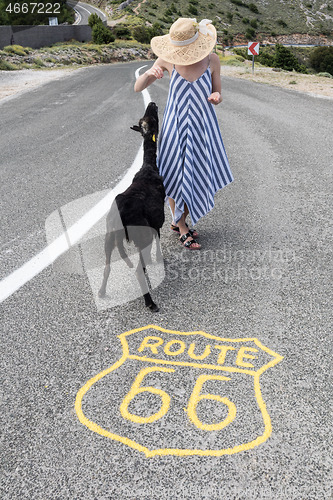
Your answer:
(117, 0), (135, 11)
(0, 25), (92, 50)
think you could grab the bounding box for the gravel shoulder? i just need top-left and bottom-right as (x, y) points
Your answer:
(220, 64), (333, 99)
(1, 62), (333, 102)
(0, 67), (86, 102)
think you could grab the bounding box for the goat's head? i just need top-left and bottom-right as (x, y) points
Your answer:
(130, 102), (159, 143)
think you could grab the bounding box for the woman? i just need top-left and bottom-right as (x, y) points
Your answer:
(134, 18), (233, 249)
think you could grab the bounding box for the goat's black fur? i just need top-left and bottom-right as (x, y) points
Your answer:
(98, 102), (165, 312)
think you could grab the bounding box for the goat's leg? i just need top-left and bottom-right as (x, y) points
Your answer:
(135, 251), (159, 312)
(98, 232), (114, 298)
(117, 228), (133, 268)
(155, 230), (163, 264)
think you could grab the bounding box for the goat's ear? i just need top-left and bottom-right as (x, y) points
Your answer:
(130, 125), (141, 133)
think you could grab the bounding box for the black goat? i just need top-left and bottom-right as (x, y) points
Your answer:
(98, 102), (165, 312)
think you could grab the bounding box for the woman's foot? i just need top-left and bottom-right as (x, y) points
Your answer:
(171, 222), (199, 238)
(179, 232), (201, 250)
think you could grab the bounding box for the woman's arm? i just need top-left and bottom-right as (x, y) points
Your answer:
(134, 58), (172, 92)
(208, 52), (223, 105)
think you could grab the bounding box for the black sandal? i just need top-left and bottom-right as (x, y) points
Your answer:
(171, 224), (199, 238)
(179, 232), (201, 250)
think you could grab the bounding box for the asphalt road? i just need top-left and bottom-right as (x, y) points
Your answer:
(68, 0), (107, 25)
(0, 61), (332, 499)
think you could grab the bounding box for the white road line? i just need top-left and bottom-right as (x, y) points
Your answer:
(68, 1), (107, 24)
(77, 4), (94, 16)
(0, 65), (149, 303)
(73, 8), (82, 25)
(75, 2), (107, 21)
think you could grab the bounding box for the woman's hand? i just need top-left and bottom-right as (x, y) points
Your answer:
(208, 92), (222, 105)
(146, 65), (164, 80)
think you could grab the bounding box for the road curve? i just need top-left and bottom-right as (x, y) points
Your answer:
(67, 0), (107, 25)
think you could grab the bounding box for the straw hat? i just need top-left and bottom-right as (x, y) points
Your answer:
(151, 18), (217, 66)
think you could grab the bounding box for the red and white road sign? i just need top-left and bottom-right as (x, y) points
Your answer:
(248, 42), (260, 56)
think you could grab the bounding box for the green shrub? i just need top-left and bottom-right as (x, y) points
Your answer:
(92, 24), (115, 44)
(113, 24), (132, 40)
(317, 72), (333, 78)
(274, 44), (302, 72)
(188, 4), (198, 16)
(132, 25), (152, 44)
(231, 0), (246, 6)
(151, 22), (164, 37)
(220, 55), (244, 66)
(3, 44), (29, 56)
(0, 59), (18, 70)
(259, 51), (275, 67)
(88, 12), (115, 45)
(248, 3), (259, 14)
(235, 46), (308, 73)
(277, 19), (288, 28)
(309, 46), (333, 76)
(245, 27), (256, 39)
(160, 15), (173, 24)
(32, 57), (46, 68)
(88, 13), (102, 28)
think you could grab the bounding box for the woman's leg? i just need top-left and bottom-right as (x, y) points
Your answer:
(169, 198), (200, 249)
(169, 198), (189, 225)
(169, 197), (176, 222)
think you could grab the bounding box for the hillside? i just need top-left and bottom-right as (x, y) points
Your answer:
(105, 0), (333, 44)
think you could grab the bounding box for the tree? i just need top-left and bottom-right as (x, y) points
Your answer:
(132, 25), (151, 44)
(91, 24), (115, 44)
(245, 27), (256, 40)
(309, 46), (333, 75)
(113, 24), (132, 40)
(274, 44), (301, 72)
(88, 13), (101, 28)
(88, 14), (114, 44)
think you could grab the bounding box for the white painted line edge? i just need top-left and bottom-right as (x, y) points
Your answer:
(0, 65), (149, 303)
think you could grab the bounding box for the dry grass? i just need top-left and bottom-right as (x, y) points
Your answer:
(220, 62), (333, 99)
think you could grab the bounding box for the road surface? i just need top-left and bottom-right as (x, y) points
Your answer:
(68, 0), (107, 25)
(0, 61), (332, 499)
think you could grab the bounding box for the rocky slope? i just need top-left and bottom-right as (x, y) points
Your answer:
(0, 43), (153, 71)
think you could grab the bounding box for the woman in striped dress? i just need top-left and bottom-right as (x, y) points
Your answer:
(134, 18), (233, 249)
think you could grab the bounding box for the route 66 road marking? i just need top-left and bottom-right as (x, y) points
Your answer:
(75, 325), (283, 457)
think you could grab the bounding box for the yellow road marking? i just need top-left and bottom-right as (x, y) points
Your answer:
(75, 324), (283, 457)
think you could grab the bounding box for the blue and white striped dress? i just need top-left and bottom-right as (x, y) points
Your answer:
(157, 65), (233, 226)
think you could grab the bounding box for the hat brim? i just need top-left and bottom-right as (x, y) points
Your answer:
(151, 25), (217, 66)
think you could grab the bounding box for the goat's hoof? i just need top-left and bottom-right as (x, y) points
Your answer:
(98, 289), (106, 298)
(147, 302), (159, 312)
